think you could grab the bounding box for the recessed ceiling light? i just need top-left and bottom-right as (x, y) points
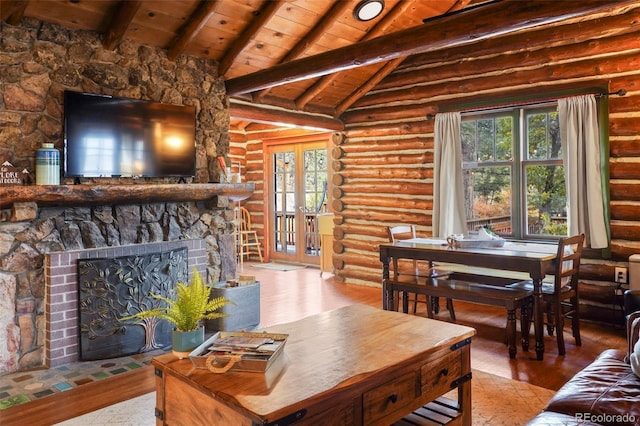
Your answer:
(353, 0), (384, 22)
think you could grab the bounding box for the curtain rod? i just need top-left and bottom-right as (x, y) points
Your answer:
(426, 89), (626, 120)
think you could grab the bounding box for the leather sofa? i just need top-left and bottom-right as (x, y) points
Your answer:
(527, 290), (640, 426)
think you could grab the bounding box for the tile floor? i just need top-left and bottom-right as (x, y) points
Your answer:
(0, 349), (166, 411)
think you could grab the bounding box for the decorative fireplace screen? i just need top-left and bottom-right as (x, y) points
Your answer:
(77, 247), (188, 360)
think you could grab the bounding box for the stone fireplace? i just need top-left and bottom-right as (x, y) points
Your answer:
(0, 199), (238, 375)
(46, 239), (206, 367)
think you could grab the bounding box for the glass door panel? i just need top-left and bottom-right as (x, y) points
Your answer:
(273, 150), (296, 255)
(267, 142), (328, 264)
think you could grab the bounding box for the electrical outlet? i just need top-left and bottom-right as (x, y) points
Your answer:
(615, 266), (628, 284)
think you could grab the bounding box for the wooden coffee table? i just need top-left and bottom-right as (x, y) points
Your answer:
(152, 304), (476, 425)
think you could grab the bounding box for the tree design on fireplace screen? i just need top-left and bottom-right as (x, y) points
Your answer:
(78, 247), (188, 361)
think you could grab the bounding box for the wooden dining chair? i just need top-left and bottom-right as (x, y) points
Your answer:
(387, 225), (454, 319)
(507, 234), (585, 355)
(237, 207), (263, 264)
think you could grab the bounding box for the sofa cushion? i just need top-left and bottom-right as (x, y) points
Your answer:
(544, 349), (640, 425)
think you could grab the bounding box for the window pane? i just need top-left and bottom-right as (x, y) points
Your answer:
(477, 119), (495, 161)
(525, 164), (567, 236)
(461, 121), (477, 162)
(461, 116), (512, 163)
(495, 116), (513, 161)
(526, 110), (560, 160)
(463, 166), (512, 235)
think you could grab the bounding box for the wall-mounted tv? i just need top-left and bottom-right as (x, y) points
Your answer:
(64, 91), (196, 178)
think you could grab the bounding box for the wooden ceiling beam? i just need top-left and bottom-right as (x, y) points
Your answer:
(1, 0), (29, 25)
(230, 100), (344, 132)
(102, 0), (142, 51)
(218, 0), (285, 77)
(226, 0), (634, 96)
(167, 0), (219, 61)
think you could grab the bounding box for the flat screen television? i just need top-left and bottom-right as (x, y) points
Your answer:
(64, 91), (196, 178)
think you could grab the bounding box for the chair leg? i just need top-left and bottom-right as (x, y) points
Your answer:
(520, 302), (531, 352)
(570, 296), (581, 347)
(255, 239), (264, 263)
(546, 305), (555, 336)
(506, 308), (517, 359)
(426, 296), (434, 319)
(433, 296), (441, 314)
(446, 298), (456, 321)
(555, 301), (566, 356)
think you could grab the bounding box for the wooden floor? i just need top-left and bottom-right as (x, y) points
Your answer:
(1, 263), (628, 425)
(253, 263), (627, 391)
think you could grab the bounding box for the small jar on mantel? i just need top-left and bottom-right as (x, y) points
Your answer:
(35, 143), (60, 185)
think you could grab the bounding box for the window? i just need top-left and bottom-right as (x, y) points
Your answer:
(460, 104), (567, 239)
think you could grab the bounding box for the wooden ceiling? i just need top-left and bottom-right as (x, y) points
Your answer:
(1, 0), (631, 132)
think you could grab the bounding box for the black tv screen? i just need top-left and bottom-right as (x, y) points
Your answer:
(64, 91), (196, 178)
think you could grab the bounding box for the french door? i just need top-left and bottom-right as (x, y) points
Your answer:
(266, 141), (328, 264)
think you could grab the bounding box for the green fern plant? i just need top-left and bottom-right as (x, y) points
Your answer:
(121, 268), (231, 332)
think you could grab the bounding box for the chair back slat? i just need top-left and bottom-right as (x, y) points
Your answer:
(555, 234), (585, 291)
(387, 225), (416, 242)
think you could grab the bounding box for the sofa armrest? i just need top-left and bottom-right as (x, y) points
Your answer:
(627, 310), (640, 361)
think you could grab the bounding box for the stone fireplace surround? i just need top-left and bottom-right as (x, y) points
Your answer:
(45, 239), (207, 368)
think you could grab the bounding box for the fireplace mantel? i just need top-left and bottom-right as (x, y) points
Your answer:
(0, 183), (254, 209)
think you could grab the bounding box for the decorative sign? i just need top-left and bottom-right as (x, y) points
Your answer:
(1, 160), (31, 186)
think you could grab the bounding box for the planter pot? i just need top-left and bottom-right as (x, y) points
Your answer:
(172, 326), (205, 359)
(206, 281), (260, 332)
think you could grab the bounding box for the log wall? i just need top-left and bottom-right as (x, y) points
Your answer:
(331, 5), (640, 324)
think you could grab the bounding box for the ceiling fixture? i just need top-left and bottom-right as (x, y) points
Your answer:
(353, 0), (384, 22)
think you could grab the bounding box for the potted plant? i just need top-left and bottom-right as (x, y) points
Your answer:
(121, 268), (231, 358)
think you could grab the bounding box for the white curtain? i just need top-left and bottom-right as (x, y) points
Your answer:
(433, 112), (467, 237)
(558, 95), (608, 248)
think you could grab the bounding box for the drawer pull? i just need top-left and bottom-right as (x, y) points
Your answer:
(389, 393), (398, 403)
(440, 368), (449, 377)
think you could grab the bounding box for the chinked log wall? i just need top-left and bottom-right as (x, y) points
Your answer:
(332, 4), (640, 324)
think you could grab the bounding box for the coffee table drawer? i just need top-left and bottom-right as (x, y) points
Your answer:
(363, 370), (420, 423)
(421, 349), (462, 401)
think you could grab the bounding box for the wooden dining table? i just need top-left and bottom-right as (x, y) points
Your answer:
(379, 238), (558, 360)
